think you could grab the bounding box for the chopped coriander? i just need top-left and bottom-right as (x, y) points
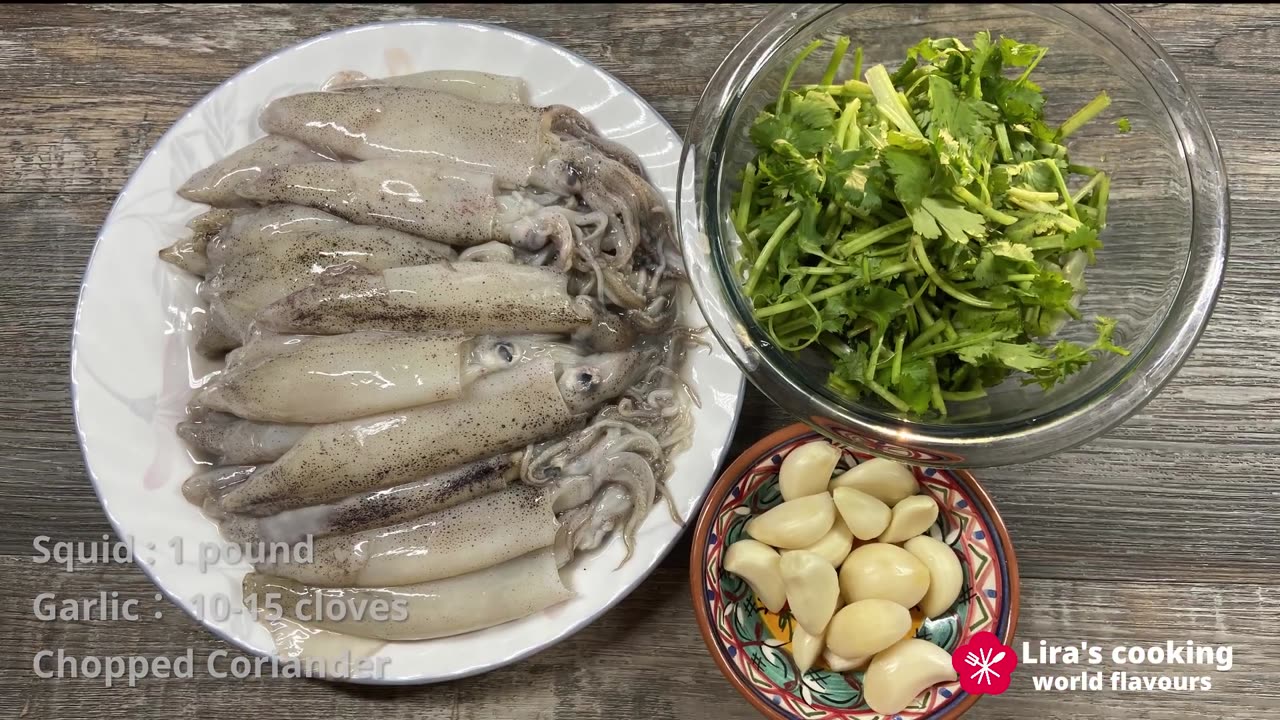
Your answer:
(1116, 117), (1132, 133)
(732, 32), (1127, 416)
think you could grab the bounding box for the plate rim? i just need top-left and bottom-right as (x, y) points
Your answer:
(70, 17), (745, 685)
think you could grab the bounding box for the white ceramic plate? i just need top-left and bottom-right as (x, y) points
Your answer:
(72, 20), (743, 684)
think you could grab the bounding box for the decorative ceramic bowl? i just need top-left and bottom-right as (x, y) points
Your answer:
(690, 424), (1020, 719)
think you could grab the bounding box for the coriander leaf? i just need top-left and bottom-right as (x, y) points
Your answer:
(992, 77), (1045, 123)
(973, 249), (999, 287)
(922, 197), (987, 244)
(909, 206), (941, 240)
(1063, 225), (1102, 261)
(955, 338), (996, 365)
(926, 75), (998, 143)
(886, 130), (932, 151)
(1006, 212), (1061, 241)
(856, 286), (908, 329)
(1015, 269), (1075, 308)
(999, 37), (1045, 66)
(990, 240), (1034, 262)
(882, 147), (934, 206)
(990, 341), (1052, 370)
(791, 91), (840, 129)
(894, 358), (934, 413)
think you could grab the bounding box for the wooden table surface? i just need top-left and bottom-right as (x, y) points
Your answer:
(2, 4), (1279, 718)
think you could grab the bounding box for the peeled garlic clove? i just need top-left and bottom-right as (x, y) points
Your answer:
(779, 441), (842, 501)
(905, 535), (962, 618)
(823, 648), (870, 673)
(779, 550), (840, 635)
(839, 542), (930, 608)
(832, 487), (891, 541)
(829, 458), (919, 506)
(724, 539), (788, 613)
(790, 622), (825, 674)
(825, 598), (911, 658)
(745, 493), (835, 549)
(783, 517), (853, 568)
(878, 494), (940, 544)
(862, 639), (958, 716)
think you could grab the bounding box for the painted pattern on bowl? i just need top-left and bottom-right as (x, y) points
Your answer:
(697, 431), (1015, 719)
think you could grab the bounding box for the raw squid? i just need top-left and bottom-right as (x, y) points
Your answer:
(254, 262), (594, 337)
(260, 86), (642, 188)
(258, 86), (672, 274)
(218, 346), (661, 513)
(164, 69), (700, 645)
(219, 453), (519, 544)
(159, 209), (235, 275)
(178, 136), (328, 208)
(323, 69), (528, 104)
(524, 331), (696, 559)
(554, 483), (635, 567)
(243, 548), (572, 641)
(177, 413), (307, 465)
(181, 464), (257, 506)
(236, 159), (606, 255)
(257, 484), (556, 586)
(187, 216), (456, 355)
(195, 331), (477, 423)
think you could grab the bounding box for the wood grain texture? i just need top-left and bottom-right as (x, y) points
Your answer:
(1, 4), (1279, 718)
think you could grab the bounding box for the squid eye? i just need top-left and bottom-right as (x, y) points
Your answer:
(496, 343), (514, 363)
(576, 370), (599, 389)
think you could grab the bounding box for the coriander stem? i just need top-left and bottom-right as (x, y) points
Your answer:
(779, 40), (826, 112)
(891, 332), (905, 385)
(1024, 233), (1065, 250)
(836, 217), (914, 256)
(1042, 159), (1079, 220)
(821, 334), (854, 358)
(1094, 173), (1111, 228)
(1006, 187), (1059, 203)
(852, 46), (863, 81)
(1058, 91), (1111, 139)
(907, 329), (1007, 360)
(821, 36), (851, 85)
(1015, 47), (1048, 86)
(735, 162), (757, 235)
(755, 276), (859, 319)
(904, 319), (947, 352)
(928, 357), (947, 416)
(844, 99), (862, 150)
(799, 81), (873, 98)
(867, 242), (910, 258)
(866, 379), (910, 413)
(995, 124), (1014, 163)
(835, 98), (861, 149)
(866, 332), (883, 382)
(1070, 171), (1105, 205)
(952, 186), (1018, 225)
(912, 236), (1006, 309)
(1068, 163), (1099, 176)
(1006, 273), (1037, 282)
(865, 64), (923, 138)
(743, 207), (801, 295)
(942, 388), (988, 401)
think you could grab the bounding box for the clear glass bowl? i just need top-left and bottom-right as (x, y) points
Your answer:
(677, 3), (1228, 467)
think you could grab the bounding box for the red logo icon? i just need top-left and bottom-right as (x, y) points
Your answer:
(953, 632), (1018, 696)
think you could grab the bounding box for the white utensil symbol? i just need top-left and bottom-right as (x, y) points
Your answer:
(965, 648), (1007, 685)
